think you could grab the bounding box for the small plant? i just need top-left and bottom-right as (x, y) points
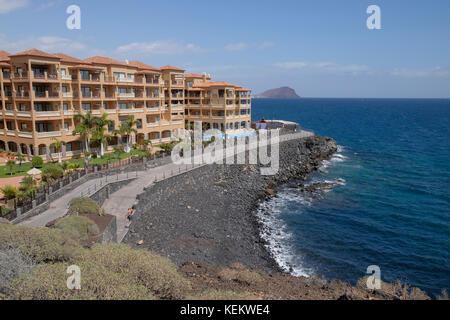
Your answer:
(68, 197), (101, 216)
(6, 160), (15, 176)
(31, 156), (43, 168)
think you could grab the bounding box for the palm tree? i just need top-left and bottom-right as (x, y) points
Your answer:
(1, 185), (17, 200)
(6, 160), (15, 176)
(50, 137), (66, 164)
(14, 152), (25, 172)
(92, 113), (113, 157)
(73, 111), (96, 153)
(113, 115), (139, 153)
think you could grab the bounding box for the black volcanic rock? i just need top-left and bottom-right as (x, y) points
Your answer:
(256, 87), (300, 99)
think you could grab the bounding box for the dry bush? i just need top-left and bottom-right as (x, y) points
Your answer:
(0, 224), (82, 263)
(357, 276), (430, 300)
(218, 267), (264, 286)
(11, 262), (155, 300)
(11, 243), (190, 300)
(188, 289), (259, 300)
(0, 248), (34, 296)
(68, 197), (101, 216)
(78, 244), (191, 299)
(54, 216), (99, 243)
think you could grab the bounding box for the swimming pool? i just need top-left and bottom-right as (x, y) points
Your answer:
(203, 131), (257, 141)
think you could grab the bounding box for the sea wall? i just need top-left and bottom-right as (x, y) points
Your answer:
(123, 134), (337, 273)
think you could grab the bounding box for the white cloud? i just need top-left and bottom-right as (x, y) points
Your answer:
(0, 34), (86, 55)
(224, 42), (248, 51)
(0, 0), (30, 14)
(274, 61), (370, 74)
(224, 41), (274, 51)
(116, 40), (203, 56)
(391, 67), (450, 78)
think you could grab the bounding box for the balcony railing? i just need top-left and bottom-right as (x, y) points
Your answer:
(62, 75), (72, 80)
(146, 107), (160, 112)
(37, 131), (62, 138)
(62, 92), (73, 98)
(18, 131), (33, 138)
(35, 110), (61, 117)
(146, 121), (160, 127)
(117, 92), (135, 98)
(13, 72), (28, 79)
(171, 80), (184, 86)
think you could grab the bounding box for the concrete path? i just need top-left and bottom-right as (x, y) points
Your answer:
(101, 161), (204, 242)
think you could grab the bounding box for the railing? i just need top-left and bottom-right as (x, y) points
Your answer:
(18, 131), (33, 138)
(104, 109), (117, 114)
(171, 80), (184, 86)
(13, 72), (28, 79)
(37, 131), (62, 137)
(62, 92), (73, 98)
(146, 122), (160, 127)
(17, 111), (31, 117)
(117, 92), (135, 98)
(62, 75), (72, 80)
(146, 107), (160, 112)
(35, 111), (60, 117)
(2, 149), (174, 222)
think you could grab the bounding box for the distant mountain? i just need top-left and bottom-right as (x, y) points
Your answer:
(255, 87), (300, 99)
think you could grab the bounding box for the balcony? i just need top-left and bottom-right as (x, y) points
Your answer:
(63, 110), (75, 116)
(13, 72), (28, 80)
(37, 131), (61, 138)
(33, 91), (60, 99)
(171, 80), (184, 87)
(33, 72), (59, 81)
(18, 131), (33, 138)
(80, 75), (100, 82)
(151, 138), (161, 144)
(4, 110), (14, 116)
(80, 92), (101, 99)
(2, 72), (11, 79)
(171, 120), (183, 125)
(160, 121), (170, 126)
(104, 109), (117, 114)
(17, 111), (32, 117)
(62, 92), (74, 98)
(212, 115), (225, 120)
(146, 121), (160, 128)
(62, 75), (72, 81)
(6, 130), (16, 136)
(146, 107), (160, 112)
(118, 108), (143, 114)
(35, 111), (61, 117)
(14, 91), (30, 99)
(116, 77), (135, 83)
(117, 92), (135, 99)
(171, 105), (184, 112)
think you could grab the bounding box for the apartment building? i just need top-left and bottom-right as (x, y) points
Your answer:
(0, 49), (251, 160)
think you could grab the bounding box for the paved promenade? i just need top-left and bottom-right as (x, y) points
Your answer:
(18, 130), (313, 241)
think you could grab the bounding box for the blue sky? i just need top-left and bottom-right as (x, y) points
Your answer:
(1, 0), (450, 98)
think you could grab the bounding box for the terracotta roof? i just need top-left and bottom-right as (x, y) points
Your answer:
(196, 81), (238, 88)
(68, 64), (104, 70)
(184, 73), (205, 79)
(10, 48), (59, 59)
(160, 65), (185, 72)
(53, 53), (84, 64)
(83, 56), (129, 67)
(128, 61), (160, 72)
(0, 62), (11, 68)
(0, 51), (10, 62)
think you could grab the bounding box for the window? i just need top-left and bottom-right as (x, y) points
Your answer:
(6, 121), (14, 130)
(63, 103), (69, 111)
(19, 104), (26, 111)
(61, 69), (66, 77)
(66, 142), (72, 152)
(108, 121), (115, 132)
(20, 123), (27, 131)
(118, 88), (127, 94)
(80, 70), (90, 81)
(118, 103), (127, 109)
(136, 119), (142, 129)
(82, 103), (91, 111)
(62, 86), (67, 93)
(64, 122), (69, 130)
(114, 72), (125, 79)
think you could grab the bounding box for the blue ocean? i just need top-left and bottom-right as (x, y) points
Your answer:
(252, 98), (450, 297)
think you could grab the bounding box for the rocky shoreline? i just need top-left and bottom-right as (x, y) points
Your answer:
(123, 134), (337, 273)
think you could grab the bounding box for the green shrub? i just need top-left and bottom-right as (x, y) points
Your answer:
(31, 156), (43, 168)
(0, 248), (35, 296)
(41, 164), (63, 182)
(0, 224), (82, 263)
(78, 243), (191, 299)
(68, 197), (100, 216)
(54, 216), (99, 243)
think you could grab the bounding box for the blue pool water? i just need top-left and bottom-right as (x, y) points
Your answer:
(252, 98), (450, 297)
